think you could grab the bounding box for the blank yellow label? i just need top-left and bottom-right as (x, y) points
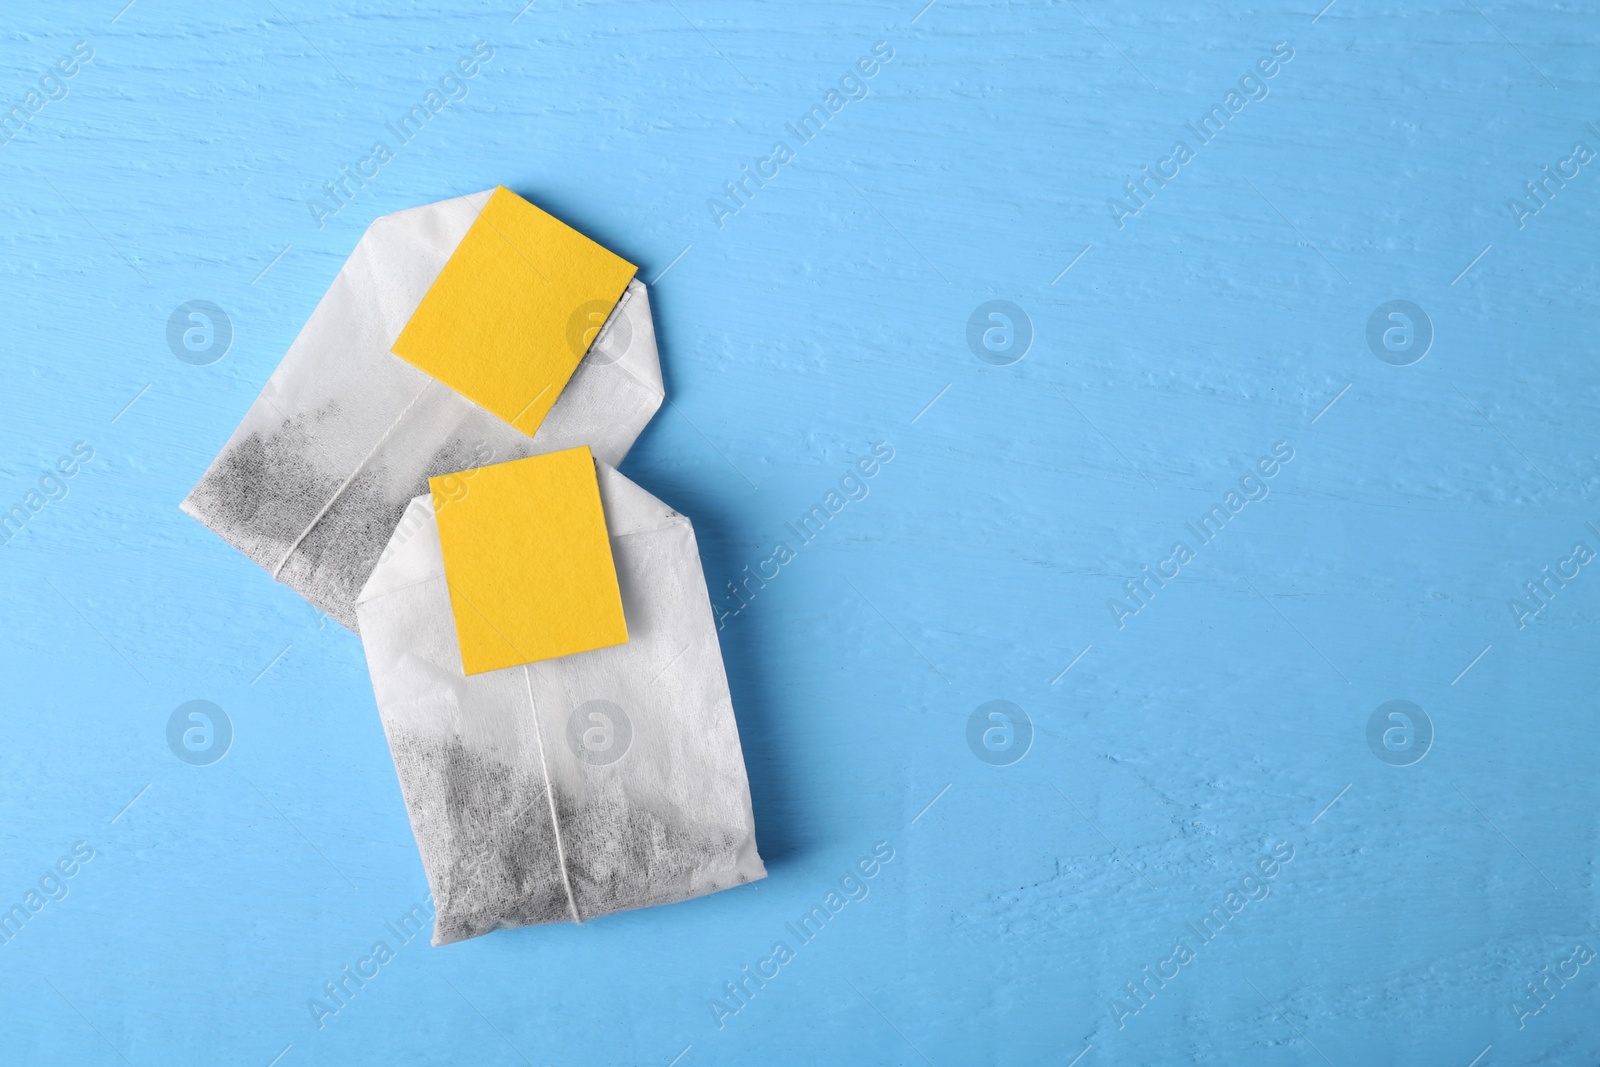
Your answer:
(393, 187), (637, 436)
(431, 446), (628, 675)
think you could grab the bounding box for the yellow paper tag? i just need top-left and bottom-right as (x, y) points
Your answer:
(431, 446), (628, 675)
(393, 187), (637, 436)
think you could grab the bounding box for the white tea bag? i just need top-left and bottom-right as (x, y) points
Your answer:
(355, 462), (765, 944)
(181, 190), (663, 630)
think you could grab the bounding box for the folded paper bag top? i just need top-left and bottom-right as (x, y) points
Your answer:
(431, 446), (629, 674)
(356, 456), (766, 943)
(181, 187), (663, 631)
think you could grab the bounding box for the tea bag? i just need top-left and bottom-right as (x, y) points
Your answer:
(355, 456), (765, 944)
(181, 188), (663, 630)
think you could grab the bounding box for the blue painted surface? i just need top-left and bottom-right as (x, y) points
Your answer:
(2, 1), (1598, 1063)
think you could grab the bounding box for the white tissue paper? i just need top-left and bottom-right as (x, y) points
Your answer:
(181, 190), (664, 630)
(355, 461), (766, 944)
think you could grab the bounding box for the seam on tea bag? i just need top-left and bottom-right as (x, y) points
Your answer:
(270, 379), (436, 579)
(524, 664), (581, 924)
(600, 285), (664, 400)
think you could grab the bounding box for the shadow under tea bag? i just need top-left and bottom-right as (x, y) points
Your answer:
(181, 187), (663, 630)
(355, 448), (765, 944)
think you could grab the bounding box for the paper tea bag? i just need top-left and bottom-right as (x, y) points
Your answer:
(181, 188), (663, 630)
(355, 455), (765, 944)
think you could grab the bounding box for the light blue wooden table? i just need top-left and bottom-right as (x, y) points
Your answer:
(2, 1), (1597, 1063)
